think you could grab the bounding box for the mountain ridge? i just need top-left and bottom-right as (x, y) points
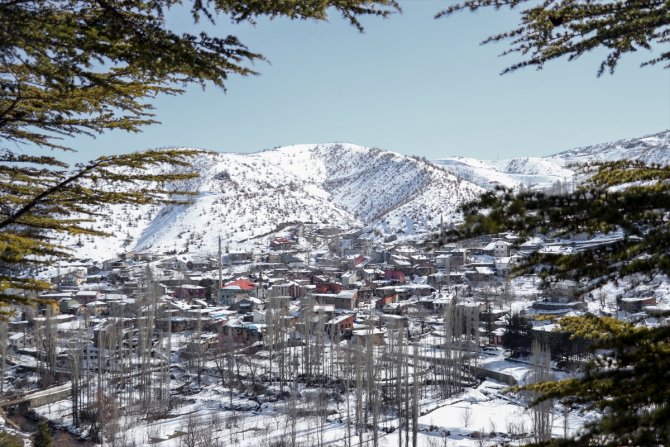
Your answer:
(59, 130), (670, 261)
(63, 143), (482, 261)
(434, 129), (670, 191)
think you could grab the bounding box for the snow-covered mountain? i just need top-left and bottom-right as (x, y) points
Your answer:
(65, 144), (483, 260)
(433, 156), (573, 191)
(553, 130), (670, 164)
(434, 130), (670, 191)
(63, 131), (669, 261)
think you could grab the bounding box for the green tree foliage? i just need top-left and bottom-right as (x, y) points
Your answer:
(0, 0), (399, 311)
(441, 160), (670, 444)
(519, 315), (670, 446)
(447, 161), (670, 290)
(0, 0), (399, 151)
(32, 420), (53, 447)
(437, 0), (670, 75)
(502, 312), (532, 357)
(434, 6), (670, 434)
(0, 431), (24, 447)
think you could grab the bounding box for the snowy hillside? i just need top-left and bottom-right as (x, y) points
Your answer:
(62, 144), (482, 261)
(552, 129), (670, 164)
(60, 131), (669, 261)
(433, 156), (573, 190)
(434, 129), (670, 191)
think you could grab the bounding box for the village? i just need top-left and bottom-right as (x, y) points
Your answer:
(1, 222), (666, 446)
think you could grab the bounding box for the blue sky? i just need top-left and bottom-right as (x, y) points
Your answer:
(60, 2), (669, 164)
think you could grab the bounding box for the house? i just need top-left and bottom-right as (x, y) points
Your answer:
(495, 257), (511, 277)
(266, 295), (293, 310)
(157, 256), (187, 271)
(183, 333), (220, 359)
(350, 255), (368, 269)
(8, 332), (35, 351)
(341, 271), (359, 288)
(103, 258), (128, 271)
(270, 237), (295, 251)
(60, 298), (83, 315)
(375, 294), (398, 310)
(230, 297), (263, 314)
(75, 290), (101, 304)
(310, 290), (359, 310)
(484, 240), (511, 258)
(489, 327), (505, 346)
(309, 304), (336, 322)
(351, 328), (385, 346)
(221, 322), (265, 345)
(314, 282), (342, 294)
(389, 256), (414, 275)
(226, 251), (253, 264)
(379, 314), (408, 328)
(384, 270), (406, 285)
(519, 236), (545, 254)
(56, 270), (87, 287)
(219, 279), (255, 306)
(325, 314), (355, 339)
(316, 227), (340, 236)
(427, 272), (448, 289)
(85, 301), (108, 316)
(268, 281), (304, 299)
(433, 294), (452, 313)
(414, 261), (437, 276)
(402, 284), (435, 297)
(252, 309), (267, 324)
(360, 269), (381, 282)
(465, 266), (495, 284)
(546, 280), (583, 303)
(174, 284), (206, 300)
(619, 295), (657, 313)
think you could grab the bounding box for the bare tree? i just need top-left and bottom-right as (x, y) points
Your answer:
(412, 342), (419, 447)
(62, 325), (89, 427)
(181, 413), (199, 447)
(529, 340), (553, 444)
(461, 406), (473, 428)
(0, 322), (6, 393)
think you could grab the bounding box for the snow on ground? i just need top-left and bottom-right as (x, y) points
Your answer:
(26, 344), (590, 447)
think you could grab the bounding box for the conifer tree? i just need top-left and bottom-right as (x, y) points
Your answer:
(434, 3), (670, 437)
(445, 160), (670, 290)
(440, 160), (670, 445)
(437, 0), (670, 76)
(502, 313), (533, 358)
(0, 0), (400, 311)
(519, 315), (670, 446)
(439, 136), (670, 445)
(32, 420), (53, 447)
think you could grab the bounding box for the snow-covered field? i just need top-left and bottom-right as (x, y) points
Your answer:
(20, 345), (592, 447)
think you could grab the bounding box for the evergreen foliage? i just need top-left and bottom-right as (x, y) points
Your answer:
(0, 431), (24, 447)
(432, 154), (670, 447)
(437, 0), (670, 75)
(519, 315), (670, 446)
(502, 313), (532, 357)
(441, 159), (670, 444)
(0, 0), (399, 312)
(32, 420), (53, 447)
(445, 160), (670, 291)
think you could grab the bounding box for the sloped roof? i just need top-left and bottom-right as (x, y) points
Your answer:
(224, 279), (255, 291)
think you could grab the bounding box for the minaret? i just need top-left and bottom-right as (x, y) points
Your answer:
(218, 234), (223, 300)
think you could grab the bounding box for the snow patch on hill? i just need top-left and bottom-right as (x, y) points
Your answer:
(434, 129), (670, 191)
(60, 144), (482, 261)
